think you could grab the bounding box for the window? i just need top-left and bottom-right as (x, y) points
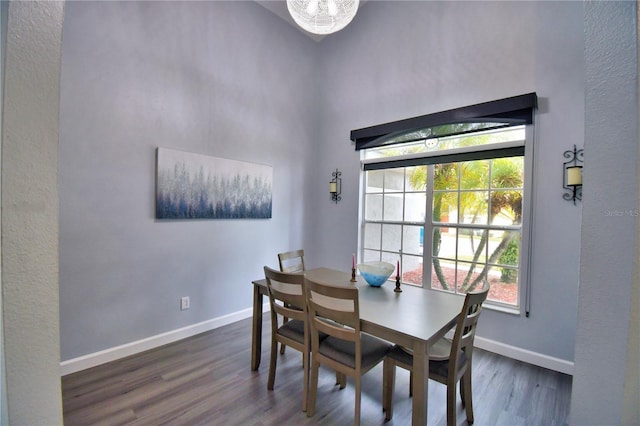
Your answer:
(353, 94), (536, 311)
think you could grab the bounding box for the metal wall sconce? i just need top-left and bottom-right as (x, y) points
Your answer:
(330, 168), (342, 203)
(563, 145), (584, 205)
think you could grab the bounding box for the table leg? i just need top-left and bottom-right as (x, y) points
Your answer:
(251, 284), (263, 371)
(411, 340), (427, 425)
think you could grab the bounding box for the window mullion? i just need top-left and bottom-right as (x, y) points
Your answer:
(379, 172), (385, 261)
(455, 163), (462, 295)
(487, 160), (493, 283)
(423, 165), (435, 289)
(399, 169), (406, 263)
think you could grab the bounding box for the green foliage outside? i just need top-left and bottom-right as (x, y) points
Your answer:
(498, 239), (519, 283)
(401, 132), (523, 293)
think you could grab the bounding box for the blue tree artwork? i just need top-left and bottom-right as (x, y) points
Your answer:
(156, 148), (272, 219)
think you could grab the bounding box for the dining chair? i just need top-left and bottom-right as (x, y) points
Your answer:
(278, 249), (306, 273)
(263, 266), (314, 412)
(304, 276), (392, 426)
(277, 249), (306, 355)
(382, 283), (490, 426)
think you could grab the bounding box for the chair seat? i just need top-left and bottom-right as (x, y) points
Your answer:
(277, 319), (306, 343)
(389, 337), (452, 361)
(319, 333), (392, 370)
(387, 344), (468, 377)
(277, 319), (328, 344)
(429, 338), (452, 360)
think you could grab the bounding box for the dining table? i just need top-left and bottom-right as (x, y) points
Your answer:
(250, 267), (464, 426)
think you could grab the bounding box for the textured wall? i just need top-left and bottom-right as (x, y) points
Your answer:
(571, 2), (638, 424)
(59, 1), (318, 360)
(310, 0), (584, 362)
(0, 2), (7, 424)
(2, 1), (64, 423)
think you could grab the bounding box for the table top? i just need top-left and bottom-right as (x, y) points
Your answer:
(255, 267), (463, 346)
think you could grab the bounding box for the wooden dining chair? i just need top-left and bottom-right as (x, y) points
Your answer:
(382, 283), (490, 426)
(304, 276), (392, 426)
(277, 249), (306, 354)
(278, 249), (305, 273)
(263, 266), (313, 412)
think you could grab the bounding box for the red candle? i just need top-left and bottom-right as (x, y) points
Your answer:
(352, 253), (356, 269)
(397, 260), (400, 278)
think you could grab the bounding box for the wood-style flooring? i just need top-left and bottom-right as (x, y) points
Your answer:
(62, 314), (572, 425)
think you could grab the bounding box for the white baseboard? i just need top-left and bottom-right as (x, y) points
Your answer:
(61, 304), (573, 377)
(60, 303), (270, 376)
(475, 336), (574, 375)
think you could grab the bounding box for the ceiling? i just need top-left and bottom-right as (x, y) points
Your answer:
(255, 1), (366, 42)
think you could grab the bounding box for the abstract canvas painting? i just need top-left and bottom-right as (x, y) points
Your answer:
(156, 148), (272, 219)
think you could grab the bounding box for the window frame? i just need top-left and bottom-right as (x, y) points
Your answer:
(357, 125), (535, 315)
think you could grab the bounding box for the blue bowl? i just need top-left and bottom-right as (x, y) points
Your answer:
(357, 261), (395, 287)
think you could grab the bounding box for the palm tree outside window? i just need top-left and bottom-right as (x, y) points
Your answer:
(352, 94), (536, 312)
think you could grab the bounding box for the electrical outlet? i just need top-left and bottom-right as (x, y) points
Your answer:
(180, 296), (190, 310)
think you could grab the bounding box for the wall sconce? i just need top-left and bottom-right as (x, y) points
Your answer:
(330, 168), (342, 203)
(563, 145), (584, 205)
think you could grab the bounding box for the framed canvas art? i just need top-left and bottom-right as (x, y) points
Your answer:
(156, 148), (272, 219)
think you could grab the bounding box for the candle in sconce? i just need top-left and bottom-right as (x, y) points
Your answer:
(567, 166), (582, 186)
(330, 181), (338, 193)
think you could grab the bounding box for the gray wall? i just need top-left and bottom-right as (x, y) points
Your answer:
(310, 1), (584, 362)
(0, 1), (7, 423)
(59, 1), (318, 360)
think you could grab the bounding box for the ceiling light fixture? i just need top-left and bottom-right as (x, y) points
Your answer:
(287, 0), (359, 35)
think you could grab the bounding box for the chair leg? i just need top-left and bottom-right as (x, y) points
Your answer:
(382, 357), (396, 421)
(336, 372), (346, 389)
(462, 371), (474, 424)
(307, 358), (320, 417)
(409, 371), (413, 397)
(354, 376), (361, 426)
(267, 338), (278, 390)
(446, 380), (457, 426)
(301, 351), (309, 412)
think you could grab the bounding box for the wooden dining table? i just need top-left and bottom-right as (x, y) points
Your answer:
(250, 267), (464, 426)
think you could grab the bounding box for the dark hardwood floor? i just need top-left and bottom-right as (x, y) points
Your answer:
(62, 314), (572, 425)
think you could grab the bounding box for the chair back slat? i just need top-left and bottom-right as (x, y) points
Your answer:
(305, 277), (361, 346)
(264, 266), (307, 326)
(313, 319), (357, 342)
(306, 281), (360, 329)
(278, 249), (305, 273)
(270, 297), (307, 322)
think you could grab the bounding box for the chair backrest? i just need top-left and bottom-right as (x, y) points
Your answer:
(304, 277), (361, 363)
(449, 283), (490, 369)
(264, 266), (307, 329)
(278, 249), (305, 273)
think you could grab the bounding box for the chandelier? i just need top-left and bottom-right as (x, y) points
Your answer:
(287, 0), (360, 35)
